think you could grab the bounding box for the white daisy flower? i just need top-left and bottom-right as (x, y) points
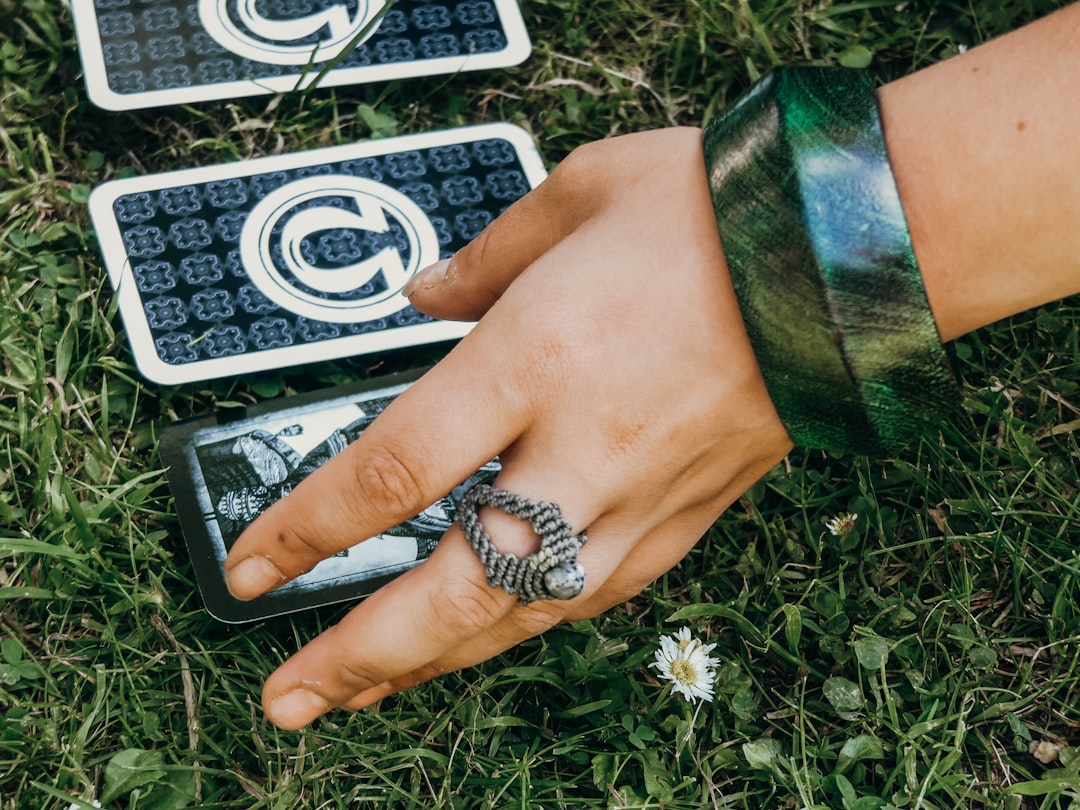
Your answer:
(825, 512), (858, 537)
(650, 627), (719, 703)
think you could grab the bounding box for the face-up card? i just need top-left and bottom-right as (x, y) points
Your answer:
(160, 369), (499, 622)
(72, 0), (531, 111)
(89, 123), (546, 385)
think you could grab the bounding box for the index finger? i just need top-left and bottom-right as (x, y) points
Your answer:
(222, 325), (529, 600)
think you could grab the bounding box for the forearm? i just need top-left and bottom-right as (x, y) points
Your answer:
(879, 3), (1080, 342)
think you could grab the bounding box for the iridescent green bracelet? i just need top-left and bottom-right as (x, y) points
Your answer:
(702, 66), (958, 456)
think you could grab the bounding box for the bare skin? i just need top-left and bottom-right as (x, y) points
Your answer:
(223, 4), (1080, 730)
(879, 4), (1080, 341)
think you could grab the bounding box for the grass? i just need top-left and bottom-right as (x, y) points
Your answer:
(1, 0), (1078, 807)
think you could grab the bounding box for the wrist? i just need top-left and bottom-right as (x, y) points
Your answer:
(877, 4), (1080, 342)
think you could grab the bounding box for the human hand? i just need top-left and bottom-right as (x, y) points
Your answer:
(223, 127), (793, 730)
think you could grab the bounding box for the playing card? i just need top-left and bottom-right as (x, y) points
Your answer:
(89, 123), (546, 384)
(72, 0), (531, 111)
(159, 369), (499, 622)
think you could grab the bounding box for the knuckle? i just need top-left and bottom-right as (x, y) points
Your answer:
(431, 574), (509, 638)
(556, 139), (607, 181)
(462, 223), (493, 267)
(348, 441), (429, 522)
(455, 230), (503, 306)
(335, 655), (386, 693)
(552, 136), (639, 193)
(548, 142), (605, 201)
(508, 601), (565, 638)
(274, 520), (333, 573)
(314, 624), (385, 693)
(387, 662), (447, 692)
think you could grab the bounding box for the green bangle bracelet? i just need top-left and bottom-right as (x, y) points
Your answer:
(702, 66), (958, 456)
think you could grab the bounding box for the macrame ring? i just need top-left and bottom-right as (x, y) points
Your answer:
(458, 483), (587, 606)
(703, 66), (958, 456)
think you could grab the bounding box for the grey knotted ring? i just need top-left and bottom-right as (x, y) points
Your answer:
(457, 483), (587, 606)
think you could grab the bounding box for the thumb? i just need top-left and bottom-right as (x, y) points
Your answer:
(404, 142), (614, 321)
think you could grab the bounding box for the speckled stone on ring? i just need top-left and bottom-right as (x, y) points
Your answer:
(457, 484), (587, 606)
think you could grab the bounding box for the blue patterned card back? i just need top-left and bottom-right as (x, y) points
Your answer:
(72, 0), (531, 110)
(90, 124), (546, 384)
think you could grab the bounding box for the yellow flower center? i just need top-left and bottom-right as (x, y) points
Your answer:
(670, 658), (698, 685)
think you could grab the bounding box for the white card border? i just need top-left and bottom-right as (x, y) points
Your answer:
(72, 0), (532, 112)
(89, 123), (548, 385)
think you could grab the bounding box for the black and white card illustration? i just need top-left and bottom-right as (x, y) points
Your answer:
(72, 0), (531, 111)
(89, 124), (547, 385)
(160, 371), (499, 622)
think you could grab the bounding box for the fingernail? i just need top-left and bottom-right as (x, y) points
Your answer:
(225, 556), (285, 600)
(269, 688), (330, 729)
(403, 258), (451, 297)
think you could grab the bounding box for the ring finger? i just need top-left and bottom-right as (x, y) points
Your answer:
(259, 475), (605, 729)
(340, 501), (725, 710)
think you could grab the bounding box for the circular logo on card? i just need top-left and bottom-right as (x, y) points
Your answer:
(198, 0), (386, 66)
(240, 175), (439, 323)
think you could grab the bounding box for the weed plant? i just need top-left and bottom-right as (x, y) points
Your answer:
(1, 0), (1077, 807)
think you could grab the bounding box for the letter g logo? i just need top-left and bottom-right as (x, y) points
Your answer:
(199, 0), (386, 65)
(240, 175), (440, 323)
